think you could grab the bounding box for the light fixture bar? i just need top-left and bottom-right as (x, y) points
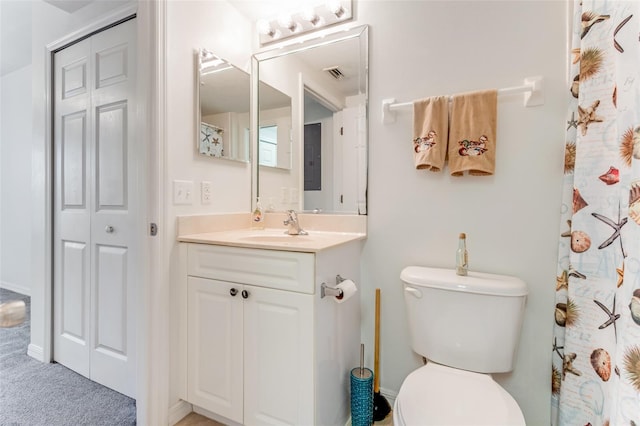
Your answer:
(258, 0), (353, 46)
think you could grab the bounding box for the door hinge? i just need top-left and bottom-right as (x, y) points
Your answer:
(150, 223), (158, 236)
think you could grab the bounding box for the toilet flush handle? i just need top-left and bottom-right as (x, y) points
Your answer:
(404, 286), (422, 299)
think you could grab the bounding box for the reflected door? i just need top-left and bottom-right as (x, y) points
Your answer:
(304, 123), (321, 191)
(53, 18), (137, 398)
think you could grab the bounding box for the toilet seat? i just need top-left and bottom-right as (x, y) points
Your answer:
(393, 363), (525, 426)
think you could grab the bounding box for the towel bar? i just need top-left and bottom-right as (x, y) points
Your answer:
(381, 76), (544, 125)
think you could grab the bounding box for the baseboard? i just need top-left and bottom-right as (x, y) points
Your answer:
(168, 400), (192, 426)
(0, 281), (31, 297)
(193, 405), (242, 426)
(380, 386), (397, 408)
(27, 344), (44, 362)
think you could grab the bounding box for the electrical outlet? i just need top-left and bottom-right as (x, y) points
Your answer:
(201, 181), (212, 204)
(290, 187), (298, 203)
(173, 180), (193, 205)
(281, 187), (289, 204)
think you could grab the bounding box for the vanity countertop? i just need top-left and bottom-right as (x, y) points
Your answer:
(178, 228), (366, 253)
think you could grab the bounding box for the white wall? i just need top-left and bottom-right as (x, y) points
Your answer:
(165, 0), (253, 409)
(355, 2), (566, 425)
(1, 65), (33, 295)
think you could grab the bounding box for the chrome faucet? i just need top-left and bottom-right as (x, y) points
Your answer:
(283, 210), (308, 235)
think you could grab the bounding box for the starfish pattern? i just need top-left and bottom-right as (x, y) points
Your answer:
(562, 352), (582, 379)
(567, 111), (578, 130)
(552, 337), (565, 358)
(594, 296), (620, 341)
(556, 270), (569, 291)
(591, 203), (627, 258)
(613, 15), (633, 53)
(578, 100), (604, 136)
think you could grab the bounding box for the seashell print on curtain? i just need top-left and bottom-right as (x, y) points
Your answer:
(552, 1), (640, 425)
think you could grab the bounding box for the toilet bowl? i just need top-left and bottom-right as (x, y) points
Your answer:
(396, 266), (528, 425)
(393, 363), (525, 426)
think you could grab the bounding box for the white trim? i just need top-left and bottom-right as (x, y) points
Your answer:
(27, 344), (45, 362)
(0, 281), (31, 297)
(45, 4), (137, 52)
(142, 0), (168, 424)
(42, 28), (54, 367)
(168, 400), (193, 426)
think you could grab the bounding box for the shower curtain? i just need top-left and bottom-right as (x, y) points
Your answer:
(552, 1), (640, 424)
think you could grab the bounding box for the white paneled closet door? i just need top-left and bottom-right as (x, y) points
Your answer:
(53, 18), (137, 399)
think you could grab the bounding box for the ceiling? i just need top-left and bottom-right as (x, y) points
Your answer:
(0, 0), (95, 77)
(226, 0), (323, 24)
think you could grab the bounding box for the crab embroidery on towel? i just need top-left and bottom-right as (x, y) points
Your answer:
(414, 130), (437, 153)
(458, 135), (489, 156)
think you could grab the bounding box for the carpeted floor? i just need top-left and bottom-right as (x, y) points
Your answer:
(0, 288), (136, 425)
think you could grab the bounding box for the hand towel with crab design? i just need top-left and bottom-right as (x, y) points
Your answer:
(448, 89), (498, 176)
(413, 96), (448, 171)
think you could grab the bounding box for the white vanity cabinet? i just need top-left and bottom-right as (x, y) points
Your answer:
(182, 241), (361, 426)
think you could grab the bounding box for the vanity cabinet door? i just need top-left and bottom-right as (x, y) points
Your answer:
(243, 285), (314, 426)
(187, 276), (243, 423)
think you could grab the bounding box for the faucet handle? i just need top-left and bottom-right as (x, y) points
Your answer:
(284, 209), (297, 225)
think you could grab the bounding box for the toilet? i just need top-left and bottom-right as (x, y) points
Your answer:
(394, 266), (528, 426)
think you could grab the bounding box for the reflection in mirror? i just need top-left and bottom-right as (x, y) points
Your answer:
(197, 49), (250, 162)
(253, 25), (368, 214)
(258, 82), (292, 169)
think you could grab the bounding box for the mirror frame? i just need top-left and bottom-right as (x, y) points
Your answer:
(195, 49), (251, 163)
(251, 25), (369, 215)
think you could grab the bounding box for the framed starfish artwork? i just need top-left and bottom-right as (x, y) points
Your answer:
(199, 122), (224, 157)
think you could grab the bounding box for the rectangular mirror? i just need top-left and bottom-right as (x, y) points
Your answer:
(197, 49), (250, 163)
(253, 25), (368, 214)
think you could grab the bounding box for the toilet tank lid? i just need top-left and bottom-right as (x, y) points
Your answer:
(401, 266), (528, 297)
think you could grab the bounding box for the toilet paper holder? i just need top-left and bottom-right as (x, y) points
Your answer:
(321, 275), (347, 299)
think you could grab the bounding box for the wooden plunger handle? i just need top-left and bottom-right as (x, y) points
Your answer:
(374, 288), (381, 392)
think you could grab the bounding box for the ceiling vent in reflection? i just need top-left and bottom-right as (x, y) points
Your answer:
(323, 66), (345, 80)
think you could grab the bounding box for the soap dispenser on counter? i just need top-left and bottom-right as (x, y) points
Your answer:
(456, 233), (468, 276)
(251, 197), (265, 229)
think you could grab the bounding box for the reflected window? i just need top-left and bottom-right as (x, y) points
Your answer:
(259, 125), (278, 167)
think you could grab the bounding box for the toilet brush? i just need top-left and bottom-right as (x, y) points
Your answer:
(373, 288), (391, 421)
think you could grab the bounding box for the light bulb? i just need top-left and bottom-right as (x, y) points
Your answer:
(257, 19), (275, 37)
(326, 0), (345, 18)
(302, 8), (321, 26)
(277, 14), (298, 32)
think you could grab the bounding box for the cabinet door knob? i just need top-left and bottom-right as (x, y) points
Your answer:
(241, 290), (249, 299)
(105, 225), (115, 233)
(230, 288), (238, 297)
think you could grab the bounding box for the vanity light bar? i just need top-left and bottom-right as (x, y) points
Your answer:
(257, 0), (353, 46)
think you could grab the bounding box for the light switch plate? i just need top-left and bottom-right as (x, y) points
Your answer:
(173, 180), (193, 205)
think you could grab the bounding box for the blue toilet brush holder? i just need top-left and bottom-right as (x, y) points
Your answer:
(351, 343), (373, 426)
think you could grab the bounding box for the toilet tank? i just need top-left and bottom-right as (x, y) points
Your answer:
(400, 266), (528, 374)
